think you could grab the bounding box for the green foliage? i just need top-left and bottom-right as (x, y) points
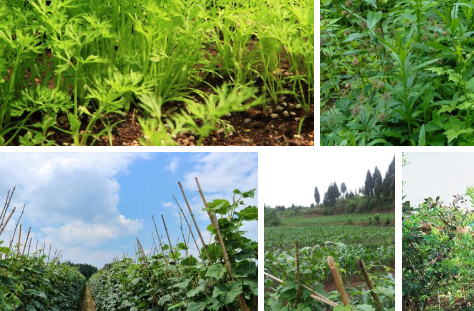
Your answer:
(265, 208), (282, 227)
(65, 262), (98, 280)
(0, 0), (314, 145)
(265, 225), (395, 251)
(320, 0), (474, 145)
(89, 189), (258, 311)
(403, 196), (474, 309)
(264, 243), (395, 310)
(0, 245), (85, 311)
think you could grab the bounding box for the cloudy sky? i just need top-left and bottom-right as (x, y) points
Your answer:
(0, 152), (257, 268)
(260, 149), (395, 207)
(404, 152), (474, 207)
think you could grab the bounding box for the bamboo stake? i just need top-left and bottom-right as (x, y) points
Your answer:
(178, 182), (211, 264)
(357, 259), (382, 311)
(161, 215), (179, 273)
(0, 188), (12, 227)
(152, 215), (169, 264)
(20, 227), (31, 264)
(195, 177), (249, 311)
(0, 206), (16, 236)
(27, 236), (32, 256)
(48, 244), (52, 261)
(264, 272), (338, 307)
(9, 204), (25, 248)
(327, 256), (350, 306)
(294, 242), (302, 308)
(173, 195), (201, 257)
(0, 187), (15, 228)
(179, 213), (189, 258)
(16, 224), (21, 260)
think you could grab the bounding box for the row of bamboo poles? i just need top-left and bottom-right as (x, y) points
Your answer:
(0, 187), (62, 263)
(120, 178), (252, 311)
(265, 242), (383, 311)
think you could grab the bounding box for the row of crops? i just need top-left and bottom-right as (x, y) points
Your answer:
(88, 187), (258, 311)
(0, 0), (314, 145)
(0, 189), (86, 311)
(265, 225), (395, 251)
(264, 216), (395, 310)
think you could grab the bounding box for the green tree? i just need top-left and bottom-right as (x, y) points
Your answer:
(373, 166), (383, 206)
(314, 187), (320, 205)
(340, 182), (347, 199)
(383, 155), (396, 200)
(324, 182), (340, 207)
(365, 170), (374, 197)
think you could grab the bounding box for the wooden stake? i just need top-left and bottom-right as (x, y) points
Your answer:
(178, 182), (211, 264)
(357, 259), (382, 311)
(0, 206), (16, 236)
(195, 177), (249, 311)
(173, 195), (201, 257)
(161, 215), (179, 273)
(264, 272), (338, 307)
(152, 215), (169, 264)
(327, 256), (350, 307)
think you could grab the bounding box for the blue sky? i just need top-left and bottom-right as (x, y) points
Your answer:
(0, 152), (258, 267)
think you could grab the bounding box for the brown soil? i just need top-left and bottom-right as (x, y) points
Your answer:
(80, 285), (96, 311)
(47, 90), (314, 147)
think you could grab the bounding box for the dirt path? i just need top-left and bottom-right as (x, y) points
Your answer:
(80, 284), (96, 311)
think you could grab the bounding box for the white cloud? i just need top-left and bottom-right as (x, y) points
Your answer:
(166, 158), (179, 172)
(162, 201), (174, 208)
(0, 153), (149, 264)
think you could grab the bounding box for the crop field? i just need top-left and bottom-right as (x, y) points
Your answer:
(265, 213), (395, 310)
(0, 190), (86, 311)
(88, 188), (258, 311)
(0, 0), (314, 146)
(320, 0), (474, 146)
(265, 225), (395, 251)
(279, 212), (396, 226)
(1, 183), (258, 310)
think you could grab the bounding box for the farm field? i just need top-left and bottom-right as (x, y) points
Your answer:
(320, 0), (474, 146)
(279, 212), (396, 226)
(0, 186), (258, 311)
(265, 212), (395, 310)
(0, 0), (314, 146)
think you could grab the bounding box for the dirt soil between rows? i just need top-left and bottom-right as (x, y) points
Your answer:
(80, 285), (96, 311)
(47, 100), (314, 146)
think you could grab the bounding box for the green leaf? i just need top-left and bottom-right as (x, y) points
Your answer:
(411, 59), (440, 72)
(342, 33), (368, 43)
(444, 128), (473, 143)
(334, 303), (352, 311)
(367, 11), (382, 30)
(205, 263), (225, 279)
(238, 206), (258, 221)
(212, 282), (243, 304)
(419, 124), (426, 146)
(187, 301), (206, 311)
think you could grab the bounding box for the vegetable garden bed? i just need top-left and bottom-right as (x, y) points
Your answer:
(0, 0), (314, 146)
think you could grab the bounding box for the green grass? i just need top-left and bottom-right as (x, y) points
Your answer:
(0, 0), (314, 145)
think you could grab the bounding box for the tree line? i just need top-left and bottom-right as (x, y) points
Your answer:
(266, 156), (395, 213)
